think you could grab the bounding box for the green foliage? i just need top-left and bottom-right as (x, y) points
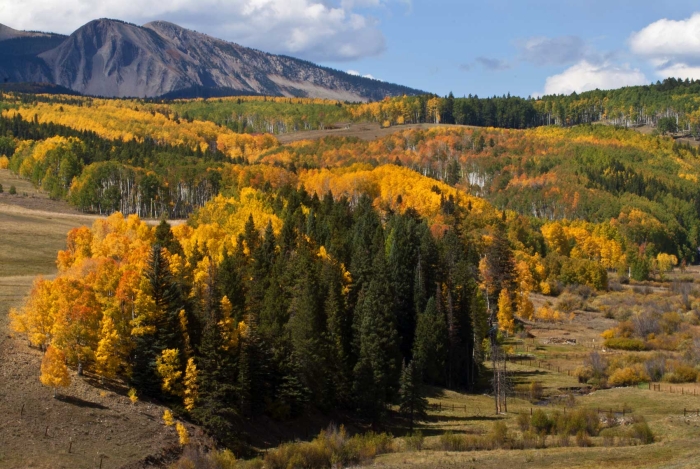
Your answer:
(604, 338), (647, 351)
(263, 426), (393, 469)
(8, 184), (16, 195)
(558, 257), (608, 290)
(398, 360), (428, 432)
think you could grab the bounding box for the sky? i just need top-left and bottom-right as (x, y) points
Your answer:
(2, 0), (700, 97)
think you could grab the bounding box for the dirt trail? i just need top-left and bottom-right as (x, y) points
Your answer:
(276, 122), (467, 144)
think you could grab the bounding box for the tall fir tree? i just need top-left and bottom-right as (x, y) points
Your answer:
(398, 360), (428, 433)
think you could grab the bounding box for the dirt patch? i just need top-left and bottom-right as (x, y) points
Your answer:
(276, 123), (466, 144)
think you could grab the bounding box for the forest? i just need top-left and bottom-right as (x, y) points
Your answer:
(3, 86), (699, 461)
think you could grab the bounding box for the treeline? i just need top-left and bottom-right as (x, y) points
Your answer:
(536, 78), (700, 129)
(349, 94), (540, 129)
(1, 113), (227, 217)
(12, 185), (520, 447)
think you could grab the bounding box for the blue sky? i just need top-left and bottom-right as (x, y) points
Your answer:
(322, 0), (700, 97)
(4, 0), (700, 97)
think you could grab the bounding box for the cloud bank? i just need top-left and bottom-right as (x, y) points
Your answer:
(541, 60), (647, 96)
(629, 12), (700, 80)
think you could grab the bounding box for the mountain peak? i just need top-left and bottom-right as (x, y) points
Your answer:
(1, 18), (425, 100)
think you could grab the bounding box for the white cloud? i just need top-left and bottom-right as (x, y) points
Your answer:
(629, 13), (700, 80)
(542, 60), (647, 96)
(629, 13), (700, 60)
(655, 63), (700, 81)
(346, 69), (378, 80)
(0, 0), (399, 61)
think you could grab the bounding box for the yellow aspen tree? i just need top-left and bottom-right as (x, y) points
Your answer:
(176, 422), (190, 445)
(183, 357), (199, 411)
(218, 296), (239, 350)
(40, 345), (71, 398)
(128, 387), (139, 404)
(156, 349), (183, 395)
(163, 409), (175, 426)
(516, 292), (535, 321)
(179, 310), (193, 358)
(497, 289), (515, 334)
(95, 316), (121, 382)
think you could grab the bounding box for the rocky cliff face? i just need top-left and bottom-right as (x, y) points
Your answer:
(0, 19), (423, 100)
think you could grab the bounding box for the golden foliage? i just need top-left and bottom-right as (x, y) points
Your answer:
(40, 345), (71, 393)
(183, 357), (199, 412)
(156, 349), (183, 396)
(163, 409), (175, 426)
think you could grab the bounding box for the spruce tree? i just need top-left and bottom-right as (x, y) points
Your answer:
(132, 245), (184, 396)
(399, 360), (428, 434)
(352, 241), (401, 421)
(412, 297), (447, 386)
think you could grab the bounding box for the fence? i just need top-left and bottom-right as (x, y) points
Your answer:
(428, 402), (468, 413)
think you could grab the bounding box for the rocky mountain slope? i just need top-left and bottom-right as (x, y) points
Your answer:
(0, 19), (423, 100)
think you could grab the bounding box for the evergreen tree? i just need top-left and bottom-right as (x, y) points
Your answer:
(352, 243), (401, 421)
(154, 219), (184, 256)
(132, 246), (184, 396)
(398, 360), (428, 433)
(412, 297), (447, 386)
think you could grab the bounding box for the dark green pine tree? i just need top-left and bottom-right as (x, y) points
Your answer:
(398, 360), (428, 434)
(218, 250), (246, 322)
(413, 225), (439, 317)
(352, 236), (401, 421)
(286, 245), (333, 408)
(386, 213), (420, 360)
(192, 322), (238, 444)
(324, 274), (353, 406)
(412, 297), (447, 386)
(237, 315), (270, 418)
(132, 245), (184, 396)
(154, 219), (184, 256)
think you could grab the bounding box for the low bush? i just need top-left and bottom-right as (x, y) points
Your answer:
(438, 431), (468, 452)
(264, 426), (393, 469)
(403, 431), (424, 451)
(629, 417), (654, 444)
(604, 337), (647, 351)
(530, 409), (552, 435)
(608, 365), (650, 386)
(662, 365), (697, 383)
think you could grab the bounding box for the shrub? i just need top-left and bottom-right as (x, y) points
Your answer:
(662, 365), (698, 383)
(608, 365), (649, 387)
(556, 293), (584, 313)
(0, 183), (3, 193)
(264, 426), (394, 469)
(555, 408), (600, 436)
(9, 185), (16, 195)
(629, 417), (654, 444)
(604, 338), (647, 351)
(490, 421), (508, 448)
(438, 431), (467, 451)
(530, 409), (552, 435)
(517, 412), (530, 431)
(575, 430), (592, 447)
(403, 431), (424, 452)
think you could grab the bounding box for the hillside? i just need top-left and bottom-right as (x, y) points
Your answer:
(0, 19), (424, 100)
(3, 90), (700, 468)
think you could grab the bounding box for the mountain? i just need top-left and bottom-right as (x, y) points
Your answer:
(0, 19), (424, 100)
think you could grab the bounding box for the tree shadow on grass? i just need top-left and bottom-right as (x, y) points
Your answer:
(55, 394), (108, 409)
